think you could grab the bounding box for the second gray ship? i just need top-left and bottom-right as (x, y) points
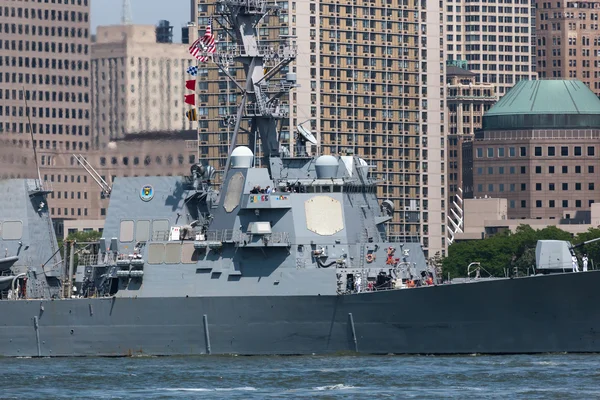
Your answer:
(0, 0), (599, 357)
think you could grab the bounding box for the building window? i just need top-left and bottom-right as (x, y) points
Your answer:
(548, 146), (556, 156)
(549, 200), (555, 208)
(535, 146), (542, 156)
(101, 208), (106, 216)
(562, 183), (568, 190)
(535, 166), (542, 174)
(549, 183), (555, 191)
(588, 146), (595, 156)
(509, 147), (516, 157)
(510, 200), (516, 208)
(521, 166), (526, 174)
(536, 200), (542, 208)
(561, 146), (569, 156)
(562, 200), (568, 208)
(521, 200), (527, 208)
(488, 184), (494, 191)
(510, 184), (516, 192)
(488, 167), (493, 175)
(589, 166), (595, 173)
(562, 166), (568, 173)
(575, 146), (582, 156)
(477, 167), (483, 175)
(510, 166), (516, 174)
(576, 183), (582, 190)
(536, 183), (542, 191)
(477, 184), (483, 192)
(590, 183), (595, 190)
(590, 200), (595, 207)
(498, 148), (505, 157)
(549, 166), (555, 174)
(476, 148), (483, 158)
(487, 148), (493, 158)
(499, 167), (505, 174)
(520, 147), (527, 156)
(499, 184), (505, 192)
(576, 166), (581, 173)
(576, 200), (582, 208)
(521, 183), (527, 191)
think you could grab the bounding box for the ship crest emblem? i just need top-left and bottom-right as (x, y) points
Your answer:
(140, 185), (154, 202)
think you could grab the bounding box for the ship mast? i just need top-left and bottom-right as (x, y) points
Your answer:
(212, 0), (297, 177)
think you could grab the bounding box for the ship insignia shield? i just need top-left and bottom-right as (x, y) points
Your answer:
(140, 185), (154, 202)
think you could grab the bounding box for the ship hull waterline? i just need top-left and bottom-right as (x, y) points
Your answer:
(3, 270), (600, 357)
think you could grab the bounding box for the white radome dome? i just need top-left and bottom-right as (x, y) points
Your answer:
(230, 146), (254, 169)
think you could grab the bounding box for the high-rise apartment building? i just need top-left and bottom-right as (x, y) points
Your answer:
(195, 0), (446, 257)
(444, 0), (537, 96)
(0, 0), (95, 233)
(446, 65), (497, 209)
(91, 24), (197, 150)
(536, 0), (600, 95)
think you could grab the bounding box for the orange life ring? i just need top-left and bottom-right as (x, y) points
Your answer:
(366, 253), (375, 263)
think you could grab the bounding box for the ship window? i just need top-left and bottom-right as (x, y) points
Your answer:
(1, 221), (22, 240)
(119, 220), (134, 242)
(333, 185), (342, 192)
(135, 220), (150, 242)
(152, 219), (169, 240)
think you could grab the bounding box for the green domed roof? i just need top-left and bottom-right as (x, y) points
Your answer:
(483, 80), (600, 130)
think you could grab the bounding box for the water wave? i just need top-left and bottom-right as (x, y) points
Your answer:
(164, 387), (257, 392)
(313, 384), (357, 391)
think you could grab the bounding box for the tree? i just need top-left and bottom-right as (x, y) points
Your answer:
(443, 224), (574, 278)
(58, 230), (102, 248)
(58, 230), (102, 268)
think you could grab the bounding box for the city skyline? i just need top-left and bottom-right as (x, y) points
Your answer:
(91, 0), (190, 42)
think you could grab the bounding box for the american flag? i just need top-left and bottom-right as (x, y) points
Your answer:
(188, 17), (216, 63)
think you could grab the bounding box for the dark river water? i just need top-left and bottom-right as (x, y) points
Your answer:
(2, 354), (598, 399)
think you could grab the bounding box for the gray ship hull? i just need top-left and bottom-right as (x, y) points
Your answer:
(3, 270), (600, 357)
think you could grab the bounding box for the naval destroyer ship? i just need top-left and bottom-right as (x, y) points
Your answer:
(1, 0), (600, 357)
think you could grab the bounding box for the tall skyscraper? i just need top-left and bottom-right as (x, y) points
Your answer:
(444, 0), (537, 96)
(195, 0), (446, 257)
(536, 1), (600, 95)
(0, 0), (94, 234)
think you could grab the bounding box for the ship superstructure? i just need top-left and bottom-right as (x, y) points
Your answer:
(0, 0), (600, 357)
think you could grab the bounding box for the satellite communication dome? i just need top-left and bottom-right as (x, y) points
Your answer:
(315, 155), (339, 179)
(230, 146), (254, 169)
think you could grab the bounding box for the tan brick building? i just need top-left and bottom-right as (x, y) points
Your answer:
(0, 0), (95, 234)
(195, 0), (447, 257)
(91, 25), (197, 150)
(465, 80), (600, 220)
(536, 0), (600, 95)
